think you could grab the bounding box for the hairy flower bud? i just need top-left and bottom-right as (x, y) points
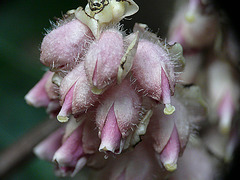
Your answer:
(25, 71), (53, 108)
(96, 79), (141, 154)
(133, 39), (180, 114)
(40, 19), (93, 71)
(58, 62), (99, 122)
(150, 97), (190, 171)
(53, 121), (86, 177)
(84, 29), (124, 92)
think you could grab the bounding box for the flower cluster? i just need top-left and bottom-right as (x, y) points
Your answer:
(25, 0), (239, 179)
(168, 0), (240, 179)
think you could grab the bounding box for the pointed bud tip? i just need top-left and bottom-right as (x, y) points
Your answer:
(164, 163), (177, 172)
(91, 86), (104, 95)
(57, 116), (69, 123)
(99, 144), (119, 154)
(164, 104), (175, 115)
(185, 13), (195, 23)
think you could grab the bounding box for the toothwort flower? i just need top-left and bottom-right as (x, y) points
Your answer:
(26, 0), (211, 179)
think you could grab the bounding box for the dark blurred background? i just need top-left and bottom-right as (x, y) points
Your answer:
(0, 0), (238, 179)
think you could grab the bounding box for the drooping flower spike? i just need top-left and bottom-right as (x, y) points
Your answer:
(24, 0), (218, 179)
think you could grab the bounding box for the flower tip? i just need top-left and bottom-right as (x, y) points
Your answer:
(24, 95), (34, 106)
(185, 12), (195, 23)
(57, 115), (69, 123)
(164, 104), (176, 115)
(99, 143), (120, 154)
(24, 93), (49, 108)
(164, 163), (177, 172)
(91, 86), (104, 95)
(219, 125), (230, 135)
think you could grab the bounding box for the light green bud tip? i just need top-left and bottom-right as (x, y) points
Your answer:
(164, 163), (177, 172)
(164, 104), (176, 115)
(91, 86), (104, 95)
(57, 116), (69, 123)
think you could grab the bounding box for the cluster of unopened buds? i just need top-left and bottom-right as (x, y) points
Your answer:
(25, 0), (239, 179)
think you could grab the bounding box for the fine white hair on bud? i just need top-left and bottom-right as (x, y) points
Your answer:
(26, 0), (236, 179)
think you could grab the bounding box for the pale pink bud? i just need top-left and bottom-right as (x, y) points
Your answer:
(168, 0), (219, 49)
(33, 127), (64, 161)
(96, 79), (141, 154)
(58, 62), (98, 122)
(53, 124), (87, 177)
(25, 71), (53, 107)
(133, 39), (176, 114)
(158, 126), (180, 172)
(99, 105), (122, 154)
(84, 29), (124, 91)
(150, 97), (190, 171)
(57, 85), (74, 122)
(217, 92), (235, 135)
(40, 19), (93, 71)
(208, 60), (239, 134)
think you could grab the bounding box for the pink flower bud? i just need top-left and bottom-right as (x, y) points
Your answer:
(96, 79), (141, 154)
(99, 105), (122, 154)
(133, 39), (176, 114)
(40, 19), (93, 71)
(53, 123), (87, 177)
(58, 62), (99, 122)
(25, 71), (53, 107)
(84, 29), (124, 91)
(208, 60), (239, 134)
(158, 126), (180, 172)
(57, 85), (74, 122)
(34, 127), (64, 161)
(217, 92), (234, 135)
(168, 0), (219, 49)
(150, 97), (190, 171)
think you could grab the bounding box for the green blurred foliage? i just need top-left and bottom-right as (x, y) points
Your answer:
(0, 0), (84, 179)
